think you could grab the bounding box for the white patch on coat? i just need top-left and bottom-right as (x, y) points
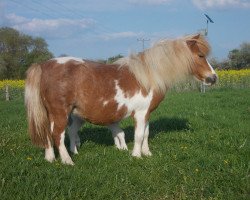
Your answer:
(103, 101), (109, 106)
(114, 80), (153, 118)
(53, 57), (85, 64)
(50, 121), (54, 133)
(113, 80), (153, 157)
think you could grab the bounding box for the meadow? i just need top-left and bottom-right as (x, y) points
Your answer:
(0, 87), (249, 199)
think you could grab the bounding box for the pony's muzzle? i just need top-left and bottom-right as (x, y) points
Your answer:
(205, 74), (217, 85)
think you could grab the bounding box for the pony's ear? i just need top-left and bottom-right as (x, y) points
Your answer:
(186, 34), (200, 48)
(186, 39), (196, 47)
(192, 34), (200, 40)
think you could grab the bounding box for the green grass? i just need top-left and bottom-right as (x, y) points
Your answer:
(0, 88), (249, 199)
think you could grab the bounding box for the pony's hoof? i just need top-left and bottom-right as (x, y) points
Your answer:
(45, 153), (55, 163)
(121, 145), (128, 151)
(45, 148), (55, 163)
(45, 156), (55, 163)
(117, 144), (128, 151)
(115, 144), (121, 149)
(76, 140), (81, 147)
(76, 142), (81, 147)
(61, 158), (74, 165)
(132, 151), (142, 158)
(70, 146), (79, 155)
(142, 150), (152, 156)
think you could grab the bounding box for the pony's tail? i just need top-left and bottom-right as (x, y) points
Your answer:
(25, 64), (52, 148)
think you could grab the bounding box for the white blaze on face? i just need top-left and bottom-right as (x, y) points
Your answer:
(53, 57), (85, 64)
(114, 80), (153, 118)
(206, 59), (216, 75)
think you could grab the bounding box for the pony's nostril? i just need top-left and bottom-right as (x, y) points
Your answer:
(205, 74), (217, 85)
(212, 74), (218, 84)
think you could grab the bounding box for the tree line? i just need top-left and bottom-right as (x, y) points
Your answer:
(0, 27), (249, 80)
(210, 42), (250, 70)
(0, 27), (53, 79)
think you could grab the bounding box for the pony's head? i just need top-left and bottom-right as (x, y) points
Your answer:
(186, 34), (217, 85)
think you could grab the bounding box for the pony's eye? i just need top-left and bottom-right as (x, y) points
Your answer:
(198, 54), (205, 58)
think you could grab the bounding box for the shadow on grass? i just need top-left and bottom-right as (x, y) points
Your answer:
(68, 117), (190, 147)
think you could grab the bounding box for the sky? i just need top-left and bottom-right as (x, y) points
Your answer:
(1, 0), (250, 61)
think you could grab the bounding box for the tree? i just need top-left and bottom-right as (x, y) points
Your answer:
(228, 42), (250, 70)
(209, 57), (230, 70)
(107, 54), (123, 64)
(209, 42), (250, 70)
(58, 54), (69, 57)
(0, 27), (53, 79)
(209, 57), (220, 69)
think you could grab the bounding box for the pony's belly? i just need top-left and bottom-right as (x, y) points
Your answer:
(72, 103), (128, 126)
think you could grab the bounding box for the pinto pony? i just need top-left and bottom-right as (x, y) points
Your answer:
(25, 34), (217, 165)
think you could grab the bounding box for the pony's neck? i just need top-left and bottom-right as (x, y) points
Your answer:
(120, 39), (194, 94)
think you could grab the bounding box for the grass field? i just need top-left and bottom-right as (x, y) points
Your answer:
(0, 88), (249, 199)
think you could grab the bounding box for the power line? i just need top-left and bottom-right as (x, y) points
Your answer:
(49, 0), (119, 35)
(50, 0), (88, 19)
(9, 0), (56, 19)
(31, 0), (64, 18)
(11, 0), (136, 41)
(9, 0), (116, 39)
(32, 0), (121, 36)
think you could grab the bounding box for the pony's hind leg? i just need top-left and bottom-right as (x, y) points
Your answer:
(68, 114), (84, 154)
(53, 114), (74, 165)
(58, 130), (74, 165)
(108, 123), (128, 150)
(45, 138), (55, 162)
(45, 120), (55, 162)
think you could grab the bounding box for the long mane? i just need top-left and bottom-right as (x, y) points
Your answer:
(115, 34), (210, 94)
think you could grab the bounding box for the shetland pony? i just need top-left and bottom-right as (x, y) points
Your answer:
(25, 34), (217, 165)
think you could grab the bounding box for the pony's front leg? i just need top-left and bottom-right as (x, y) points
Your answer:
(132, 112), (147, 157)
(141, 122), (152, 156)
(108, 123), (128, 150)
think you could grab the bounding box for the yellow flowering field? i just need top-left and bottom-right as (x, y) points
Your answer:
(172, 69), (250, 92)
(0, 80), (25, 89)
(216, 69), (250, 86)
(0, 69), (250, 90)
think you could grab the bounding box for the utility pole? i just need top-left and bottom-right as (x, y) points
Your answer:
(204, 14), (214, 36)
(200, 14), (214, 93)
(137, 38), (150, 50)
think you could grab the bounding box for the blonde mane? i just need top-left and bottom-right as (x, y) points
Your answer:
(116, 34), (210, 94)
